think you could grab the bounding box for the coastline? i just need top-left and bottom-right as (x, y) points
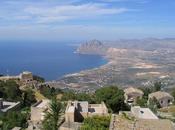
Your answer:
(48, 45), (175, 92)
(62, 52), (110, 78)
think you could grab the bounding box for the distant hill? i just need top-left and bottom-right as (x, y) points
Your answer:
(76, 39), (108, 55)
(104, 38), (175, 51)
(77, 38), (175, 55)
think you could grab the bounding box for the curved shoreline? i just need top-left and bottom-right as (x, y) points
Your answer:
(61, 54), (109, 78)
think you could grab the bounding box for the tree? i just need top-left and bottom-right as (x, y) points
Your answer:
(148, 97), (160, 113)
(42, 97), (63, 130)
(153, 81), (162, 92)
(22, 89), (37, 107)
(61, 92), (96, 104)
(61, 91), (76, 101)
(171, 87), (175, 104)
(136, 97), (147, 107)
(39, 85), (58, 99)
(96, 86), (126, 112)
(33, 75), (45, 83)
(0, 80), (22, 101)
(80, 115), (111, 130)
(0, 111), (29, 130)
(76, 93), (96, 104)
(140, 87), (152, 98)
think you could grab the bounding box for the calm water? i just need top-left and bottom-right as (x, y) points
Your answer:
(0, 41), (106, 80)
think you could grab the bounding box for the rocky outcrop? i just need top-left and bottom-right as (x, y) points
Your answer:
(76, 39), (108, 55)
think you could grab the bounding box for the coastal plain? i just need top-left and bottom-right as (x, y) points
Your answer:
(48, 39), (175, 92)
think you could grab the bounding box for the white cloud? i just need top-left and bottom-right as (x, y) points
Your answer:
(24, 3), (128, 23)
(99, 0), (149, 3)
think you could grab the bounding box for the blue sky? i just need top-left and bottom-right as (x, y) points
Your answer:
(0, 0), (175, 41)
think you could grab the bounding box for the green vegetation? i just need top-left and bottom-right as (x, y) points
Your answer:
(136, 97), (147, 107)
(96, 86), (129, 112)
(22, 89), (37, 107)
(35, 90), (47, 100)
(0, 108), (30, 130)
(148, 97), (160, 113)
(171, 87), (175, 104)
(159, 105), (175, 113)
(0, 80), (36, 105)
(0, 80), (37, 129)
(0, 80), (22, 101)
(137, 81), (163, 108)
(140, 81), (162, 98)
(153, 81), (162, 92)
(61, 86), (129, 113)
(42, 97), (63, 130)
(80, 115), (111, 130)
(61, 91), (96, 104)
(122, 112), (135, 121)
(33, 75), (45, 83)
(39, 85), (62, 99)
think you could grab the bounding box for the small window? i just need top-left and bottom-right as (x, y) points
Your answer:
(140, 111), (144, 114)
(168, 99), (171, 103)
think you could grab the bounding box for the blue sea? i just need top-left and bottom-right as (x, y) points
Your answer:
(0, 41), (107, 80)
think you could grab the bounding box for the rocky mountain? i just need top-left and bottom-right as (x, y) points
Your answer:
(76, 39), (108, 55)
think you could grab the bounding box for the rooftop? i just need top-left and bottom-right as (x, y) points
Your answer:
(131, 106), (158, 119)
(124, 87), (143, 95)
(32, 99), (50, 109)
(66, 101), (108, 114)
(149, 91), (174, 100)
(110, 114), (175, 130)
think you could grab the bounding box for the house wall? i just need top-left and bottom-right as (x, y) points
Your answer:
(65, 112), (75, 122)
(158, 97), (173, 108)
(125, 92), (143, 103)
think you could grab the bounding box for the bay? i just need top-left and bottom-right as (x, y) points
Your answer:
(0, 41), (107, 80)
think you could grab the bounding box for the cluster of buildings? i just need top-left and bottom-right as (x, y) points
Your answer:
(60, 101), (108, 130)
(108, 87), (175, 130)
(26, 86), (175, 130)
(27, 100), (108, 130)
(1, 72), (174, 130)
(124, 87), (174, 108)
(109, 106), (175, 130)
(27, 87), (175, 130)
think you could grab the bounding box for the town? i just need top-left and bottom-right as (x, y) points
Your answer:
(1, 0), (175, 129)
(0, 71), (175, 130)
